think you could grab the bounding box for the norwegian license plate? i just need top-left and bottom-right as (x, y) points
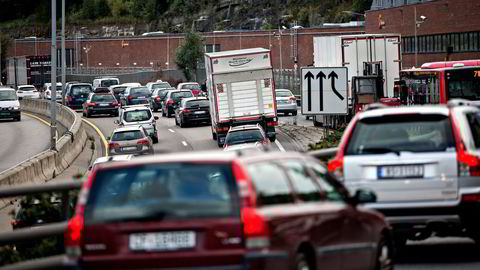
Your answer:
(0, 112), (9, 116)
(122, 146), (137, 151)
(378, 165), (424, 179)
(194, 111), (206, 114)
(129, 231), (196, 251)
(139, 96), (146, 99)
(99, 103), (109, 106)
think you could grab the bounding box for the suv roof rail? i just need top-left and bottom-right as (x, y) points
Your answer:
(447, 99), (474, 108)
(121, 104), (151, 109)
(364, 103), (388, 111)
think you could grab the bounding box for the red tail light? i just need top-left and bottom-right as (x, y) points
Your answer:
(111, 101), (119, 106)
(155, 96), (161, 102)
(242, 208), (270, 249)
(137, 139), (149, 145)
(267, 121), (278, 127)
(86, 102), (96, 106)
(183, 109), (192, 113)
(328, 159), (344, 179)
(65, 215), (84, 256)
(215, 126), (229, 133)
(462, 193), (480, 202)
(108, 142), (120, 149)
(166, 99), (173, 105)
(127, 95), (133, 100)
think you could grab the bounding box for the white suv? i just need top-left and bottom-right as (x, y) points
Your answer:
(115, 105), (159, 143)
(329, 101), (480, 247)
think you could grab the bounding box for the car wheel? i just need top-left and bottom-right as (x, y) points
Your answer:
(152, 136), (158, 144)
(180, 118), (186, 128)
(167, 110), (171, 118)
(16, 116), (21, 122)
(375, 234), (394, 270)
(162, 108), (166, 117)
(217, 140), (224, 148)
(294, 253), (312, 270)
(82, 110), (86, 117)
(393, 233), (407, 250)
(292, 110), (298, 116)
(86, 110), (91, 118)
(269, 135), (276, 142)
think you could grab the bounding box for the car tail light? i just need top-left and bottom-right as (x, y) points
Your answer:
(65, 215), (84, 256)
(155, 96), (161, 102)
(127, 95), (133, 100)
(183, 108), (192, 113)
(288, 96), (296, 104)
(87, 102), (96, 106)
(215, 126), (229, 133)
(108, 142), (120, 149)
(462, 193), (480, 202)
(328, 159), (344, 179)
(137, 139), (149, 145)
(166, 99), (173, 105)
(267, 121), (278, 127)
(111, 101), (119, 106)
(242, 208), (270, 249)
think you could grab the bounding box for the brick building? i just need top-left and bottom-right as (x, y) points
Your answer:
(7, 27), (364, 72)
(366, 0), (480, 68)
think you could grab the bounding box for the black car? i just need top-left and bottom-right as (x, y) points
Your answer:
(162, 90), (193, 117)
(120, 86), (151, 106)
(175, 97), (211, 127)
(150, 88), (172, 112)
(82, 92), (119, 117)
(110, 85), (127, 103)
(65, 83), (93, 110)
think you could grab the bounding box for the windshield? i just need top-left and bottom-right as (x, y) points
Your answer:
(111, 130), (144, 141)
(446, 68), (480, 101)
(0, 90), (17, 101)
(181, 84), (201, 90)
(225, 129), (265, 145)
(101, 79), (119, 87)
(400, 71), (440, 104)
(172, 91), (193, 99)
(84, 163), (236, 223)
(123, 110), (152, 122)
(276, 90), (293, 97)
(131, 87), (151, 96)
(186, 100), (209, 108)
(92, 94), (115, 102)
(158, 89), (170, 98)
(152, 82), (171, 89)
(71, 85), (92, 95)
(346, 114), (455, 155)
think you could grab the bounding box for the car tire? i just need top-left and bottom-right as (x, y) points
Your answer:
(82, 110), (86, 117)
(292, 110), (298, 116)
(393, 233), (407, 250)
(162, 109), (166, 117)
(86, 110), (91, 118)
(167, 110), (171, 118)
(16, 116), (21, 122)
(294, 253), (312, 270)
(152, 136), (158, 144)
(180, 119), (186, 128)
(269, 135), (276, 142)
(375, 234), (394, 270)
(217, 138), (224, 148)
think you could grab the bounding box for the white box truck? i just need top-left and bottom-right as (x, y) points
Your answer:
(312, 34), (402, 125)
(205, 48), (278, 147)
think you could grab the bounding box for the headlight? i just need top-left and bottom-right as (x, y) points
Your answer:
(13, 106), (20, 110)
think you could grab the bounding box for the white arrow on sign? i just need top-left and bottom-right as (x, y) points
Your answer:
(301, 67), (348, 115)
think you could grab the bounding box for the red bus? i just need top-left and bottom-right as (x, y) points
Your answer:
(399, 60), (480, 105)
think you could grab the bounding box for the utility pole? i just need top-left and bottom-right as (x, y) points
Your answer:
(61, 0), (66, 104)
(50, 0), (57, 150)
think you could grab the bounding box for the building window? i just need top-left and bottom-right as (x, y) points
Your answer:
(205, 44), (220, 53)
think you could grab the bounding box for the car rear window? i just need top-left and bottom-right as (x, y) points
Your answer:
(172, 91), (193, 99)
(123, 110), (152, 122)
(158, 90), (169, 98)
(19, 87), (36, 91)
(152, 83), (171, 89)
(131, 88), (150, 96)
(247, 162), (294, 206)
(92, 94), (115, 102)
(100, 79), (119, 87)
(186, 100), (209, 108)
(225, 130), (264, 145)
(181, 84), (201, 90)
(346, 114), (456, 155)
(112, 130), (144, 141)
(84, 163), (237, 223)
(112, 87), (127, 94)
(71, 85), (92, 95)
(466, 112), (480, 149)
(276, 90), (293, 97)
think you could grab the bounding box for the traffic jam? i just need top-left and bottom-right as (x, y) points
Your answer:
(2, 38), (480, 269)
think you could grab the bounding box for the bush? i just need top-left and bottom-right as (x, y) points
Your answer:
(308, 128), (344, 151)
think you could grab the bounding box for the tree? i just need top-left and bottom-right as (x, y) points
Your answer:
(175, 31), (204, 81)
(0, 34), (10, 85)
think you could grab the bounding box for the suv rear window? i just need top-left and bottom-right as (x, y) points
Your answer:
(84, 164), (237, 223)
(152, 82), (171, 89)
(71, 85), (92, 95)
(346, 114), (456, 155)
(131, 88), (150, 96)
(123, 110), (152, 122)
(225, 130), (264, 145)
(92, 94), (115, 102)
(186, 100), (209, 108)
(172, 91), (193, 99)
(112, 130), (144, 141)
(100, 79), (119, 87)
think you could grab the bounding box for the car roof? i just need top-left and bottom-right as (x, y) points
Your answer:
(178, 82), (199, 86)
(18, 85), (35, 88)
(275, 89), (292, 92)
(357, 105), (451, 120)
(113, 126), (144, 133)
(70, 83), (92, 86)
(229, 124), (262, 132)
(93, 155), (133, 165)
(183, 97), (208, 102)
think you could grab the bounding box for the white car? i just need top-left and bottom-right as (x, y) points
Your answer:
(44, 83), (63, 100)
(93, 77), (120, 90)
(88, 154), (133, 171)
(0, 88), (21, 121)
(121, 82), (142, 88)
(177, 82), (201, 96)
(146, 81), (172, 93)
(16, 85), (40, 99)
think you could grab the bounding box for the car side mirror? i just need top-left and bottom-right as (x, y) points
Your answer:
(351, 189), (377, 205)
(154, 116), (159, 120)
(106, 136), (111, 140)
(114, 120), (120, 125)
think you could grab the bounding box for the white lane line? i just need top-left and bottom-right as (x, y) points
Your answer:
(275, 140), (286, 152)
(182, 141), (188, 146)
(168, 129), (175, 133)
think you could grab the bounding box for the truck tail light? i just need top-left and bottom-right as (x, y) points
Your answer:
(242, 208), (270, 249)
(137, 139), (149, 145)
(328, 158), (344, 180)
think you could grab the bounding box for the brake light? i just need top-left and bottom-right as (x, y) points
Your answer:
(155, 96), (161, 102)
(65, 215), (84, 256)
(111, 101), (118, 106)
(86, 102), (96, 107)
(242, 208), (270, 249)
(288, 96), (296, 104)
(328, 159), (344, 179)
(108, 142), (120, 149)
(127, 95), (133, 100)
(183, 109), (192, 113)
(137, 139), (149, 145)
(215, 126), (229, 133)
(267, 121), (278, 127)
(462, 193), (480, 202)
(166, 99), (173, 105)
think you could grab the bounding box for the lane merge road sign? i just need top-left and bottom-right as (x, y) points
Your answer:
(301, 67), (348, 115)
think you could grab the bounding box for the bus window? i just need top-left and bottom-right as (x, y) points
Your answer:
(400, 72), (440, 105)
(446, 68), (480, 101)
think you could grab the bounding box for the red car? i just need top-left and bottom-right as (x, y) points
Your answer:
(66, 151), (392, 270)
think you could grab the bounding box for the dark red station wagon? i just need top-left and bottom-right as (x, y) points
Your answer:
(65, 150), (393, 270)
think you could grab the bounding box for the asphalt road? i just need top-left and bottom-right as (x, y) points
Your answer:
(0, 113), (50, 173)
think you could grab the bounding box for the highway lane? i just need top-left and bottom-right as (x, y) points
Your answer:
(0, 114), (50, 173)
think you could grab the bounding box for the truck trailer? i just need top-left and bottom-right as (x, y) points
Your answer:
(205, 48), (278, 147)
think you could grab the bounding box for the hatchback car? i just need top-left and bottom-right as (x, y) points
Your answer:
(120, 86), (151, 106)
(162, 90), (193, 117)
(65, 83), (93, 110)
(177, 82), (201, 96)
(109, 85), (128, 103)
(150, 88), (172, 112)
(146, 81), (172, 93)
(66, 150), (392, 270)
(275, 89), (297, 116)
(44, 83), (63, 101)
(82, 92), (120, 117)
(116, 105), (159, 143)
(328, 102), (480, 247)
(223, 124), (270, 150)
(0, 88), (21, 121)
(16, 85), (40, 99)
(174, 97), (210, 127)
(107, 126), (154, 156)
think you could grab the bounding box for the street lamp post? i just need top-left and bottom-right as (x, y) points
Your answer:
(83, 45), (92, 68)
(414, 7), (427, 67)
(61, 0), (66, 105)
(50, 0), (57, 150)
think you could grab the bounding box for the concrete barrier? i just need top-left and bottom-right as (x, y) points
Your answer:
(0, 100), (87, 207)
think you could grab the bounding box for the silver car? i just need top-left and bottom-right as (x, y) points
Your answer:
(329, 102), (480, 247)
(275, 89), (297, 116)
(108, 126), (154, 156)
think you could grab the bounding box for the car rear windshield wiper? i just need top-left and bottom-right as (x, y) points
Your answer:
(358, 147), (401, 156)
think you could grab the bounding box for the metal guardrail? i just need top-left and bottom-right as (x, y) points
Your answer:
(0, 181), (82, 270)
